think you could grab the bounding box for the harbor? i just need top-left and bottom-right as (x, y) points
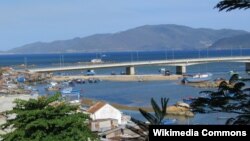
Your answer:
(1, 51), (248, 126)
(1, 0), (250, 140)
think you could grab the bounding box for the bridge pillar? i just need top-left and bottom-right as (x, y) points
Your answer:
(176, 66), (186, 75)
(246, 63), (250, 72)
(126, 66), (135, 75)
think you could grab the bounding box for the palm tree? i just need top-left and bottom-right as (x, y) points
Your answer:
(215, 0), (250, 11)
(191, 74), (250, 125)
(127, 98), (169, 141)
(139, 98), (168, 125)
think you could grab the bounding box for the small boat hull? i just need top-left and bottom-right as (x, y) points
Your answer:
(182, 73), (212, 83)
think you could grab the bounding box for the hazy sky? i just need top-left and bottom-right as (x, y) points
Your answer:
(1, 0), (250, 51)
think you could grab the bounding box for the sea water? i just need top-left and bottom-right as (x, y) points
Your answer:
(1, 49), (249, 124)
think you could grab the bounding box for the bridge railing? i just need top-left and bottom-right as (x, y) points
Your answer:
(13, 48), (250, 70)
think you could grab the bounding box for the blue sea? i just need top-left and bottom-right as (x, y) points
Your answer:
(1, 49), (250, 125)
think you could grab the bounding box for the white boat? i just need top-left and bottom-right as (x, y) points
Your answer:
(182, 73), (213, 83)
(61, 87), (73, 94)
(61, 87), (81, 94)
(50, 82), (58, 87)
(90, 59), (102, 63)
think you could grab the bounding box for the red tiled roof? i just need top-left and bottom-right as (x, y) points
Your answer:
(87, 102), (106, 113)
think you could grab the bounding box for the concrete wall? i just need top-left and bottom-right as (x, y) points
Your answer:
(90, 104), (122, 124)
(90, 119), (118, 132)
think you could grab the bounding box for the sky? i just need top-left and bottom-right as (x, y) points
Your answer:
(0, 0), (250, 51)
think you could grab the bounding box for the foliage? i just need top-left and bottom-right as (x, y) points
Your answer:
(127, 98), (169, 141)
(0, 93), (98, 141)
(191, 74), (250, 125)
(215, 0), (250, 11)
(0, 69), (4, 77)
(139, 98), (168, 125)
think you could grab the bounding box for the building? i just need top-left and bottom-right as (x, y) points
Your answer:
(90, 118), (118, 132)
(87, 102), (122, 124)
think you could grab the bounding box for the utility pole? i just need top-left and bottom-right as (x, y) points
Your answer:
(59, 55), (62, 67)
(165, 49), (168, 60)
(240, 46), (242, 56)
(130, 52), (133, 62)
(231, 47), (233, 57)
(24, 57), (27, 70)
(172, 49), (174, 60)
(136, 51), (139, 61)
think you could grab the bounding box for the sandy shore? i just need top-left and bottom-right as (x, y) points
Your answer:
(52, 74), (182, 82)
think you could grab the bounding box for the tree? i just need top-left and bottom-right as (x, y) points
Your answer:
(191, 74), (250, 125)
(127, 98), (168, 141)
(0, 93), (98, 141)
(139, 98), (168, 125)
(215, 0), (250, 11)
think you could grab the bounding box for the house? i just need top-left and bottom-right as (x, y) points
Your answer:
(87, 102), (122, 124)
(90, 118), (118, 132)
(98, 126), (141, 140)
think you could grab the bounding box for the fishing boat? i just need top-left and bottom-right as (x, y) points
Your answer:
(90, 59), (102, 63)
(161, 118), (177, 125)
(182, 73), (212, 83)
(85, 69), (96, 76)
(61, 87), (81, 94)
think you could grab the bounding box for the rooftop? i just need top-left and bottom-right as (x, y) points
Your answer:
(87, 102), (106, 114)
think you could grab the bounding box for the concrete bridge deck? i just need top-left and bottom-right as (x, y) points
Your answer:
(27, 56), (250, 75)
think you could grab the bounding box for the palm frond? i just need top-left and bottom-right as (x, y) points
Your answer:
(151, 98), (162, 121)
(218, 81), (229, 91)
(233, 82), (245, 91)
(199, 90), (214, 94)
(215, 0), (250, 11)
(229, 74), (239, 85)
(138, 109), (158, 125)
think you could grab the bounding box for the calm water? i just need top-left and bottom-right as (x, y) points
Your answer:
(1, 49), (249, 124)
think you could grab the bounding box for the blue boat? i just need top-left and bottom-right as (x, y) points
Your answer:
(183, 97), (196, 104)
(17, 76), (26, 83)
(161, 119), (177, 125)
(182, 73), (213, 83)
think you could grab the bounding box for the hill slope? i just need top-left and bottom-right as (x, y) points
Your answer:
(210, 34), (250, 49)
(8, 24), (249, 54)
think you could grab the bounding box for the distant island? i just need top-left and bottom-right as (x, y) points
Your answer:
(4, 24), (250, 54)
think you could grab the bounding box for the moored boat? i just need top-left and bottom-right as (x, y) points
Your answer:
(182, 73), (212, 83)
(161, 118), (177, 125)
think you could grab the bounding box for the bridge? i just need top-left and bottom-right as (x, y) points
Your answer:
(27, 56), (250, 75)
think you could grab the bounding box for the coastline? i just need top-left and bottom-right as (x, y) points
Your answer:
(52, 74), (183, 82)
(81, 98), (194, 117)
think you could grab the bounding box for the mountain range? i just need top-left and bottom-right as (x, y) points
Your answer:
(5, 24), (250, 54)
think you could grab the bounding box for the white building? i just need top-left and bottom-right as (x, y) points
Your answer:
(87, 102), (122, 124)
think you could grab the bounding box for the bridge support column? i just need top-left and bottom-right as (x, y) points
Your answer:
(176, 66), (186, 75)
(246, 63), (250, 72)
(126, 66), (135, 75)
